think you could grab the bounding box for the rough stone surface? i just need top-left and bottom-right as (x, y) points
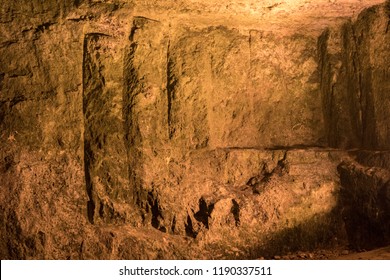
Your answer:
(0, 0), (389, 259)
(319, 4), (390, 149)
(338, 151), (390, 250)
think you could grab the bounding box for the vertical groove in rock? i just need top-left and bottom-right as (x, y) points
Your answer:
(82, 34), (102, 224)
(1, 0), (390, 260)
(318, 28), (338, 147)
(353, 14), (378, 149)
(83, 33), (132, 225)
(123, 41), (139, 207)
(319, 4), (389, 149)
(343, 22), (364, 146)
(248, 30), (255, 115)
(166, 39), (175, 140)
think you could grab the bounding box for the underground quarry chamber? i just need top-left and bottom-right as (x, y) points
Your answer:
(0, 0), (389, 259)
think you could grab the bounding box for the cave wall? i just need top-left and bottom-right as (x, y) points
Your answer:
(318, 3), (390, 249)
(0, 0), (389, 259)
(319, 4), (390, 149)
(125, 17), (326, 237)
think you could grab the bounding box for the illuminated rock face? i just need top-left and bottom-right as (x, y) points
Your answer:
(0, 0), (389, 259)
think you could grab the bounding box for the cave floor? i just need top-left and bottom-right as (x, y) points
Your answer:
(269, 246), (390, 260)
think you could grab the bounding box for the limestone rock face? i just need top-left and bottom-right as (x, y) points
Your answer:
(319, 4), (390, 149)
(0, 0), (389, 259)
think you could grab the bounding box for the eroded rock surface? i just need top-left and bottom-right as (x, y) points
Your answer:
(0, 0), (389, 259)
(319, 4), (390, 149)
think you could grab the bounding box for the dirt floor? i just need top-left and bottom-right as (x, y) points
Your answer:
(337, 246), (390, 260)
(269, 246), (390, 260)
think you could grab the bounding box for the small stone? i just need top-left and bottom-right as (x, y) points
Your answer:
(298, 252), (307, 258)
(342, 250), (349, 255)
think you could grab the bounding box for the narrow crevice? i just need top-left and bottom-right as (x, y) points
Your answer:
(194, 198), (214, 229)
(0, 40), (18, 48)
(184, 198), (215, 238)
(0, 73), (4, 90)
(129, 25), (138, 42)
(171, 215), (176, 233)
(166, 40), (176, 139)
(231, 199), (240, 226)
(185, 215), (197, 238)
(83, 35), (95, 224)
(82, 33), (107, 224)
(147, 191), (166, 233)
(34, 21), (56, 34)
(0, 101), (5, 125)
(84, 141), (95, 224)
